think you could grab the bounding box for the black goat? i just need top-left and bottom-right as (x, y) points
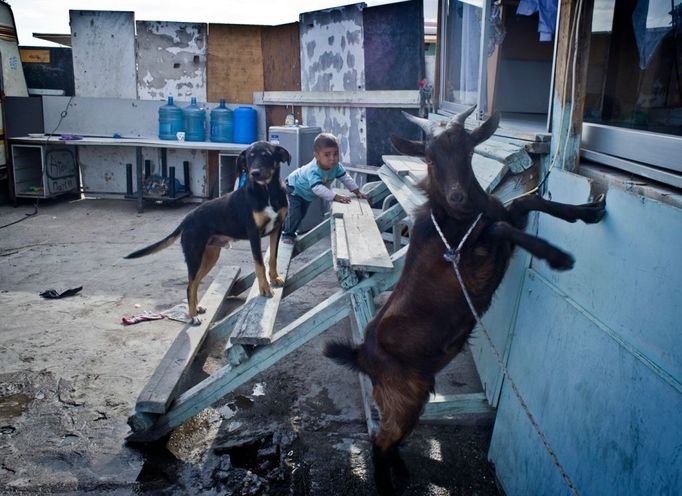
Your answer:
(324, 106), (606, 495)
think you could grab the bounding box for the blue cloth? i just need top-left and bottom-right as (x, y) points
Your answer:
(517, 0), (558, 42)
(286, 158), (348, 202)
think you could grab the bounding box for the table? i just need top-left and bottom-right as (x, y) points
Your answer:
(10, 135), (249, 212)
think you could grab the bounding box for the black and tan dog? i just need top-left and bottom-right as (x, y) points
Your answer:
(125, 141), (290, 325)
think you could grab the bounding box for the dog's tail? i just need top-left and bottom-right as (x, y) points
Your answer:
(124, 224), (183, 259)
(323, 340), (363, 373)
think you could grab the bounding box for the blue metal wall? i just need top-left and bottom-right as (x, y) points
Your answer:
(480, 168), (682, 495)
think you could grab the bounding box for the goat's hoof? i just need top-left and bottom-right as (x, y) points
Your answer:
(549, 251), (575, 271)
(392, 457), (410, 480)
(583, 193), (607, 223)
(197, 305), (207, 314)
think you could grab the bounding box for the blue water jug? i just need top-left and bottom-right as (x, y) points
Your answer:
(183, 97), (206, 142)
(210, 99), (234, 143)
(233, 107), (257, 144)
(158, 96), (184, 140)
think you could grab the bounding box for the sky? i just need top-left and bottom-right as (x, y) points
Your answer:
(8, 0), (438, 47)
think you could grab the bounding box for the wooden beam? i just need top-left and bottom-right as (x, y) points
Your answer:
(253, 90), (420, 108)
(134, 265), (241, 414)
(550, 0), (595, 172)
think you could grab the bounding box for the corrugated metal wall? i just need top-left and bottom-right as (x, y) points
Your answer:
(136, 21), (207, 102)
(300, 4), (366, 165)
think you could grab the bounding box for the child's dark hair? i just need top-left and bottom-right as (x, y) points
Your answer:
(314, 133), (339, 151)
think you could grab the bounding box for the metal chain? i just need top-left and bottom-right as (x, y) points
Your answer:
(430, 210), (580, 496)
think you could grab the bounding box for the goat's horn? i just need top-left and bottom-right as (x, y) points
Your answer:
(452, 105), (477, 127)
(401, 111), (438, 136)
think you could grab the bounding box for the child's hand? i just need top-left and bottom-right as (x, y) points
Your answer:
(333, 194), (352, 204)
(353, 189), (367, 200)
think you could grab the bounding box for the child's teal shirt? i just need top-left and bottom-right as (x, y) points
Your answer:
(286, 159), (350, 202)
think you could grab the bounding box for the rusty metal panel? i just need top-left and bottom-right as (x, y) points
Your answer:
(262, 23), (302, 129)
(207, 24), (264, 104)
(300, 4), (366, 164)
(136, 21), (207, 102)
(70, 11), (137, 98)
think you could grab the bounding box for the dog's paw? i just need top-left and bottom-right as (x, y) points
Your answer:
(197, 305), (207, 314)
(190, 316), (202, 326)
(271, 275), (285, 287)
(259, 285), (274, 298)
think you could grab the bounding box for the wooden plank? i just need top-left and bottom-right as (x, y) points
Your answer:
(343, 214), (394, 272)
(349, 288), (380, 435)
(229, 242), (295, 346)
(474, 141), (533, 173)
(135, 265), (241, 414)
(429, 111), (551, 142)
(472, 154), (509, 192)
(378, 165), (426, 219)
(332, 217), (351, 268)
(331, 194), (393, 273)
(421, 392), (494, 419)
(550, 0), (595, 172)
(253, 90), (420, 108)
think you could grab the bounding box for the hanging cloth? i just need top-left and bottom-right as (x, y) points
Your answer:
(517, 0), (559, 42)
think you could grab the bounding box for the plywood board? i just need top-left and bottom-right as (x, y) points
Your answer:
(208, 24), (264, 104)
(261, 23), (302, 129)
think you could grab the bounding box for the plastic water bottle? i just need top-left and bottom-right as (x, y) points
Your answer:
(158, 96), (184, 140)
(210, 99), (234, 143)
(183, 97), (206, 142)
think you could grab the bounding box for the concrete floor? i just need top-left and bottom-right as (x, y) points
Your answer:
(0, 196), (501, 495)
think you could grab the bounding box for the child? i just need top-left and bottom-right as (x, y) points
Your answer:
(282, 133), (366, 244)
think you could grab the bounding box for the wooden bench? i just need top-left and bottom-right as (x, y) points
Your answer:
(331, 193), (393, 289)
(133, 264), (241, 415)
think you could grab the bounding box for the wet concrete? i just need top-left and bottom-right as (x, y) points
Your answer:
(0, 197), (502, 495)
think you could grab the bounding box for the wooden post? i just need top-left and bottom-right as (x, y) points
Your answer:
(550, 0), (595, 172)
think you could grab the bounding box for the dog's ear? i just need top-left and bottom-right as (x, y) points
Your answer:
(237, 149), (248, 173)
(274, 146), (291, 166)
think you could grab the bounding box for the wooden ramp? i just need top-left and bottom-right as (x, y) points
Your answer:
(132, 265), (240, 418)
(125, 149), (539, 441)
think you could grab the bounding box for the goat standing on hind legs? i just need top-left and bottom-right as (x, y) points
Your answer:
(323, 106), (607, 495)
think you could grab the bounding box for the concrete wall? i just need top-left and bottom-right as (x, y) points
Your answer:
(70, 11), (137, 98)
(477, 168), (682, 495)
(136, 21), (207, 102)
(300, 4), (366, 165)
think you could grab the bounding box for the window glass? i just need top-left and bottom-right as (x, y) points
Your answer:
(585, 0), (682, 136)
